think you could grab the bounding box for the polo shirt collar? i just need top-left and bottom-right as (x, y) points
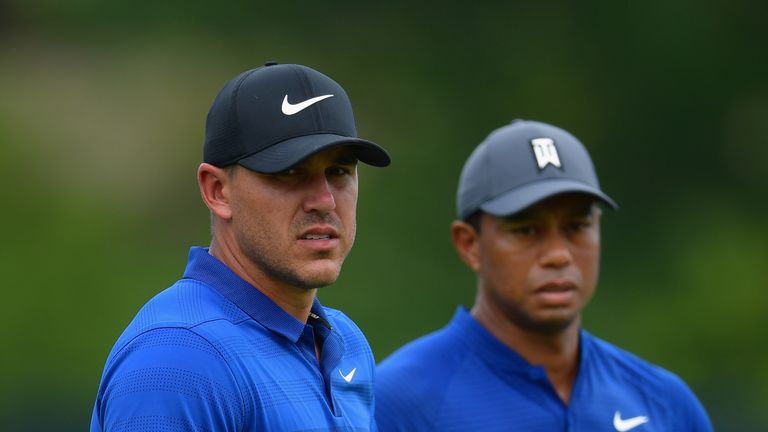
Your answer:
(182, 246), (327, 344)
(450, 306), (589, 379)
(450, 306), (534, 376)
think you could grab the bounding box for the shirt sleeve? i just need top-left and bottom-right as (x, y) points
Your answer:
(375, 363), (435, 432)
(667, 373), (713, 432)
(91, 327), (244, 432)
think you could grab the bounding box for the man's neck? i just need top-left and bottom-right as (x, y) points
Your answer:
(209, 238), (317, 324)
(471, 303), (581, 404)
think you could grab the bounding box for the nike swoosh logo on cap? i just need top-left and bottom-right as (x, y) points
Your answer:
(613, 411), (649, 431)
(281, 94), (334, 115)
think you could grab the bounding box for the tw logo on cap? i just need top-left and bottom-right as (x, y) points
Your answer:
(531, 137), (562, 170)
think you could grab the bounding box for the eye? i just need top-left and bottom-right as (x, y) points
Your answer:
(265, 167), (303, 184)
(511, 225), (537, 236)
(326, 166), (351, 176)
(566, 219), (592, 233)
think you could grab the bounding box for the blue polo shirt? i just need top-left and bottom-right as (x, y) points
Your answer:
(376, 307), (711, 431)
(91, 247), (376, 431)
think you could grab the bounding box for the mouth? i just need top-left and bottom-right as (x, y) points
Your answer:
(301, 233), (334, 240)
(298, 226), (339, 240)
(297, 226), (340, 251)
(536, 279), (577, 292)
(534, 279), (578, 306)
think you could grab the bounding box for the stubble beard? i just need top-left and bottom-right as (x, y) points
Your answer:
(236, 213), (355, 290)
(491, 288), (582, 336)
(509, 307), (580, 335)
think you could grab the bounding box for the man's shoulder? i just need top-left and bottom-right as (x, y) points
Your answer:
(113, 279), (249, 353)
(584, 332), (702, 398)
(93, 323), (245, 431)
(378, 324), (460, 375)
(136, 279), (246, 326)
(583, 332), (713, 429)
(375, 324), (467, 431)
(376, 321), (480, 399)
(587, 333), (674, 377)
(376, 325), (464, 398)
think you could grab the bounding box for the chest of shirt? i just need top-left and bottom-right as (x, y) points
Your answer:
(216, 329), (375, 430)
(434, 362), (674, 432)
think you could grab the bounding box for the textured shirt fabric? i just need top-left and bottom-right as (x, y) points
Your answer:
(91, 247), (376, 431)
(375, 307), (712, 432)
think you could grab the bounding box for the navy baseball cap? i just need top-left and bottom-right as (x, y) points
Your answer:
(457, 119), (617, 220)
(204, 62), (390, 173)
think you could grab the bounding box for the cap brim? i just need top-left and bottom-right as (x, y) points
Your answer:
(480, 179), (618, 217)
(237, 133), (391, 173)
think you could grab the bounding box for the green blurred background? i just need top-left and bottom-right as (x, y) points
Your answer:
(1, 1), (766, 430)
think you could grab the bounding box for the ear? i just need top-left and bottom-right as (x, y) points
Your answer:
(197, 163), (233, 220)
(593, 205), (603, 225)
(592, 205), (602, 241)
(451, 220), (481, 272)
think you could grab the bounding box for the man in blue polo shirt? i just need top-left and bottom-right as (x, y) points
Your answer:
(91, 62), (390, 431)
(375, 120), (712, 431)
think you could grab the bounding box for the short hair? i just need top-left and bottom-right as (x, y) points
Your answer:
(463, 210), (483, 233)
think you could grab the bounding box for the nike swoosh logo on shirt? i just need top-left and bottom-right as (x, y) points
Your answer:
(281, 94), (334, 115)
(613, 411), (649, 431)
(339, 367), (357, 383)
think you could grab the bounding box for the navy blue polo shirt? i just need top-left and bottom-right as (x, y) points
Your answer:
(91, 247), (376, 431)
(375, 307), (711, 431)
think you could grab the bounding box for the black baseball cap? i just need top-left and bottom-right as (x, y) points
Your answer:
(457, 119), (617, 220)
(204, 62), (390, 173)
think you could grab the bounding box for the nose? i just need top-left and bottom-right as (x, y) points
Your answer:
(539, 231), (573, 269)
(302, 173), (336, 213)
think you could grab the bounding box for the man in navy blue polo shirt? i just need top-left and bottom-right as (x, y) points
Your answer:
(375, 120), (712, 431)
(90, 62), (390, 431)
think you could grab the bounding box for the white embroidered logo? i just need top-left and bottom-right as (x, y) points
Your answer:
(613, 411), (649, 431)
(530, 137), (562, 169)
(339, 368), (357, 383)
(281, 94), (334, 115)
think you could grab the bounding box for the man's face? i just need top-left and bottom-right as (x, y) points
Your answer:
(227, 146), (359, 290)
(474, 193), (601, 333)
